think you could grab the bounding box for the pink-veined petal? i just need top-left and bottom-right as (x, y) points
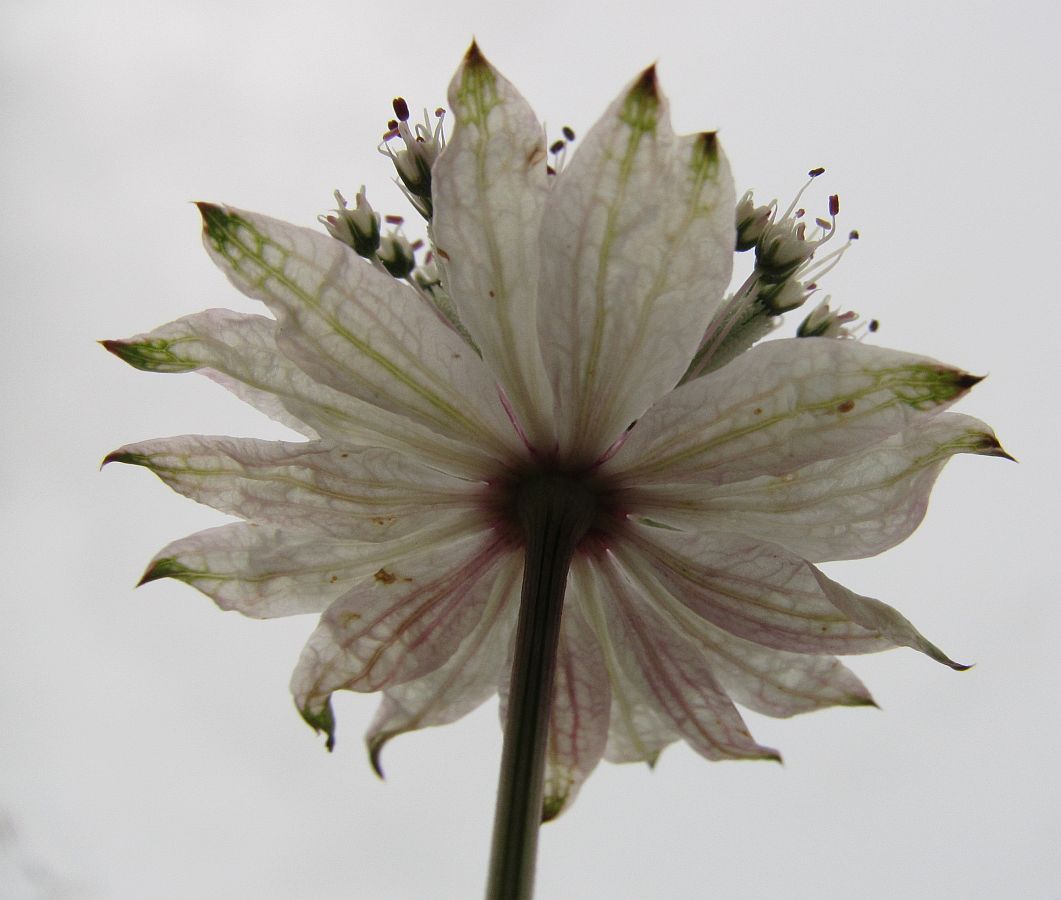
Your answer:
(432, 44), (555, 450)
(366, 552), (521, 774)
(137, 518), (475, 619)
(104, 309), (493, 477)
(292, 531), (516, 748)
(583, 551), (780, 763)
(623, 525), (893, 656)
(627, 524), (965, 667)
(105, 436), (486, 541)
(536, 67), (735, 464)
(104, 308), (315, 437)
(811, 567), (969, 671)
(540, 600), (611, 820)
(602, 544), (875, 717)
(570, 559), (677, 766)
(196, 204), (522, 460)
(627, 412), (1010, 561)
(605, 338), (983, 487)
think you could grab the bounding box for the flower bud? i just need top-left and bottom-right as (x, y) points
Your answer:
(756, 278), (810, 315)
(797, 299), (860, 338)
(318, 188), (381, 257)
(378, 231), (417, 279)
(381, 104), (446, 219)
(755, 219), (818, 283)
(735, 191), (773, 252)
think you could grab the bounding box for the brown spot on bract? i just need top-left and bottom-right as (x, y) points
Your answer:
(452, 352), (461, 359)
(837, 400), (855, 413)
(437, 248), (450, 261)
(753, 407), (763, 415)
(330, 575), (338, 583)
(374, 568), (397, 585)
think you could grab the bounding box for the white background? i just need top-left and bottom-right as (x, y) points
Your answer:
(2, 1), (1058, 897)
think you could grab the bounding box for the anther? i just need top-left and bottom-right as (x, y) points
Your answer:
(392, 98), (410, 122)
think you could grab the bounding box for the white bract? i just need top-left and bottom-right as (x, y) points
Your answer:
(106, 45), (1005, 821)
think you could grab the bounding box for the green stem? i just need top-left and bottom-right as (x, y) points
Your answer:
(485, 474), (596, 900)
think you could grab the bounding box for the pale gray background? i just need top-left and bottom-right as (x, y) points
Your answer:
(2, 1), (1058, 897)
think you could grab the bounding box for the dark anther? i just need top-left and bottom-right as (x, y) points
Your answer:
(562, 126), (576, 141)
(392, 97), (410, 121)
(549, 140), (565, 154)
(809, 166), (826, 177)
(829, 194), (840, 216)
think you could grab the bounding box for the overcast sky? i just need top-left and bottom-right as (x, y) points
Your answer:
(2, 1), (1058, 897)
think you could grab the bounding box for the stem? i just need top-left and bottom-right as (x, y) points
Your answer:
(485, 474), (596, 900)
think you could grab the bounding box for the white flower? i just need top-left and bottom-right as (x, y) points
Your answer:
(105, 44), (1005, 821)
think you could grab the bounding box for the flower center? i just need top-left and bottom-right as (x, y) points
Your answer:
(492, 466), (617, 551)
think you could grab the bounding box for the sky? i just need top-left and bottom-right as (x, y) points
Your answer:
(2, 1), (1058, 897)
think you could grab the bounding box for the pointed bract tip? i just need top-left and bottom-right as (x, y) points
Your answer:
(541, 794), (566, 823)
(100, 339), (147, 370)
(958, 372), (986, 390)
(691, 131), (722, 178)
(928, 640), (973, 671)
(195, 201), (233, 244)
(621, 65), (663, 132)
(194, 200), (225, 221)
(464, 39), (487, 68)
(698, 130), (719, 151)
(632, 64), (659, 99)
(977, 433), (1017, 462)
(137, 557), (191, 587)
(101, 449), (147, 468)
(299, 698), (336, 752)
(366, 734), (388, 780)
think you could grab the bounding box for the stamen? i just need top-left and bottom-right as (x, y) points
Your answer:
(782, 167), (825, 219)
(800, 230), (858, 283)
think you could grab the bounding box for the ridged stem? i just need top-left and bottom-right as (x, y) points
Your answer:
(485, 474), (596, 900)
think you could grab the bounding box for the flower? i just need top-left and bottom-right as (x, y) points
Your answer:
(104, 44), (1006, 822)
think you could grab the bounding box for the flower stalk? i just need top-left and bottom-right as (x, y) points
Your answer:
(486, 474), (597, 900)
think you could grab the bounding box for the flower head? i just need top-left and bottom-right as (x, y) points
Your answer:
(105, 44), (1006, 821)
